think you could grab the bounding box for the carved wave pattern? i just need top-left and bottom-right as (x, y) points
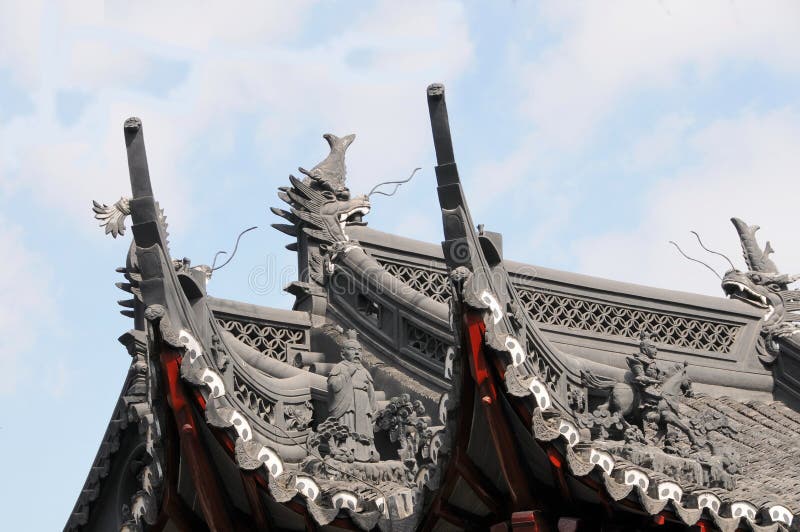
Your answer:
(216, 318), (306, 362)
(517, 289), (740, 354)
(377, 259), (740, 354)
(380, 261), (451, 304)
(405, 321), (448, 363)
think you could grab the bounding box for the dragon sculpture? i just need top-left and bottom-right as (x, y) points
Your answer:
(272, 133), (371, 292)
(721, 217), (800, 363)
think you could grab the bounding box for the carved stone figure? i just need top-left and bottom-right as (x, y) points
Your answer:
(626, 332), (697, 446)
(327, 330), (379, 462)
(582, 331), (697, 447)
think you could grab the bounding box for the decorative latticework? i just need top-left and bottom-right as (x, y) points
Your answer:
(379, 260), (450, 304)
(216, 318), (306, 362)
(375, 258), (742, 354)
(405, 321), (449, 362)
(232, 373), (275, 424)
(380, 260), (740, 353)
(517, 289), (740, 354)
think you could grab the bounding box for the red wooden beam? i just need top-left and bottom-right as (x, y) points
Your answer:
(463, 311), (536, 511)
(162, 349), (235, 532)
(546, 446), (572, 505)
(150, 407), (209, 532)
(419, 322), (478, 532)
(240, 471), (272, 531)
(454, 450), (507, 515)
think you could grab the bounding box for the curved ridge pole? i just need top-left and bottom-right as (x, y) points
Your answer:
(425, 83), (546, 527)
(124, 117), (166, 249)
(427, 83), (456, 168)
(426, 83), (476, 238)
(124, 117), (153, 200)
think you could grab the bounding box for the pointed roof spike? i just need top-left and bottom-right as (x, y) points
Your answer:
(115, 282), (133, 293)
(271, 223), (298, 237)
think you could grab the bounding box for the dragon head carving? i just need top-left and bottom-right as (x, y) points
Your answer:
(272, 133), (370, 246)
(274, 175), (370, 245)
(721, 218), (800, 355)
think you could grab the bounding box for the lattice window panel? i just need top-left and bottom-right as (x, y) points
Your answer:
(379, 260), (451, 304)
(216, 318), (305, 362)
(517, 289), (739, 354)
(405, 322), (448, 362)
(376, 258), (740, 354)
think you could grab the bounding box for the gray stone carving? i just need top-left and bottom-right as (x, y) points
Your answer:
(326, 330), (379, 463)
(271, 134), (371, 312)
(74, 105), (800, 531)
(92, 197), (131, 238)
(518, 287), (741, 354)
(583, 331), (697, 446)
(721, 217), (800, 363)
(297, 133), (355, 198)
(374, 394), (432, 472)
(579, 331), (741, 489)
(216, 317), (305, 362)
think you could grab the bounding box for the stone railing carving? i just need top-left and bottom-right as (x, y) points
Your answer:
(376, 257), (742, 355)
(232, 373), (276, 425)
(517, 288), (740, 354)
(405, 321), (449, 364)
(216, 317), (306, 362)
(380, 261), (450, 304)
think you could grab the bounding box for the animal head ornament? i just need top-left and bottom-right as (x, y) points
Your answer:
(720, 218), (800, 352)
(272, 134), (370, 246)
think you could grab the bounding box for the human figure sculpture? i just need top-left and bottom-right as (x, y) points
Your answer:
(583, 331), (699, 448)
(627, 331), (666, 410)
(626, 331), (698, 447)
(327, 330), (379, 462)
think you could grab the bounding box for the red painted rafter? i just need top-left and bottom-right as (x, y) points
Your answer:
(162, 349), (236, 532)
(240, 470), (272, 531)
(150, 406), (209, 532)
(422, 309), (553, 531)
(453, 449), (507, 515)
(419, 314), (479, 532)
(463, 312), (537, 511)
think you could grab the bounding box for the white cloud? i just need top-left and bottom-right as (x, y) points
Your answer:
(0, 216), (55, 395)
(1, 0), (473, 239)
(62, 39), (154, 91)
(571, 107), (800, 296)
(524, 0), (800, 149)
(103, 0), (314, 51)
(624, 112), (694, 172)
(0, 0), (44, 87)
(470, 0), (800, 219)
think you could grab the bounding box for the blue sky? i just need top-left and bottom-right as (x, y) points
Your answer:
(1, 1), (800, 529)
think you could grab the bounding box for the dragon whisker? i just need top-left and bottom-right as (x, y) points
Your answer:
(669, 240), (723, 280)
(690, 230), (736, 271)
(211, 226), (258, 271)
(367, 167), (421, 198)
